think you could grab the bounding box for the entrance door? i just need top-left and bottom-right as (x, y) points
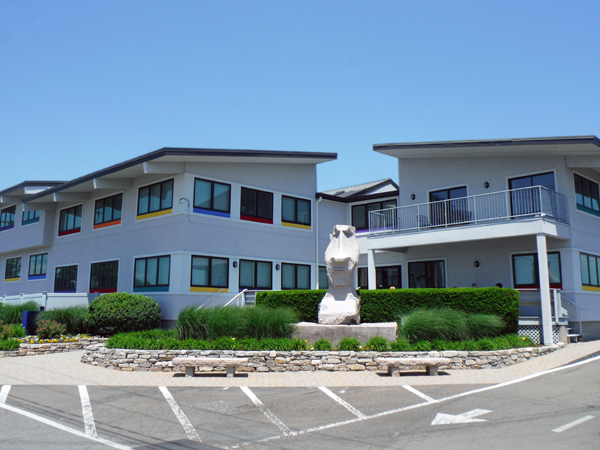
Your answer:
(358, 266), (401, 289)
(509, 172), (555, 218)
(429, 186), (468, 226)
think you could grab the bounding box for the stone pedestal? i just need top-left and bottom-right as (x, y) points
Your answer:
(293, 322), (397, 346)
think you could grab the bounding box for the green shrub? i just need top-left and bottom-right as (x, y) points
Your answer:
(0, 339), (21, 351)
(460, 340), (478, 351)
(0, 301), (40, 324)
(506, 334), (534, 348)
(412, 340), (432, 351)
(360, 287), (519, 333)
(431, 339), (447, 351)
(0, 321), (26, 340)
(177, 306), (247, 340)
(37, 306), (89, 335)
(466, 314), (505, 339)
(338, 337), (361, 351)
(398, 308), (468, 342)
(390, 338), (411, 351)
(36, 320), (66, 340)
(366, 335), (389, 351)
(475, 337), (495, 351)
(87, 293), (161, 334)
(312, 339), (333, 351)
(255, 290), (325, 322)
(245, 307), (298, 339)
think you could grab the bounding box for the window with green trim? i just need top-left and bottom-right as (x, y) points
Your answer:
(574, 173), (600, 216)
(134, 256), (170, 290)
(137, 180), (173, 216)
(5, 257), (21, 280)
(281, 263), (310, 290)
(22, 210), (40, 225)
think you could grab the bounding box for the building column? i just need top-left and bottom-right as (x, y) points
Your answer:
(536, 233), (553, 345)
(367, 249), (377, 290)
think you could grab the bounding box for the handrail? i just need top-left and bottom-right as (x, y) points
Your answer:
(560, 294), (587, 336)
(195, 288), (225, 309)
(222, 289), (248, 308)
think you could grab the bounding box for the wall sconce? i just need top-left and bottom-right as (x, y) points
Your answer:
(275, 264), (280, 271)
(483, 182), (490, 189)
(410, 194), (416, 200)
(474, 260), (480, 268)
(232, 261), (238, 268)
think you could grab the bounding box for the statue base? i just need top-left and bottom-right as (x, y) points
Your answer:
(292, 322), (398, 346)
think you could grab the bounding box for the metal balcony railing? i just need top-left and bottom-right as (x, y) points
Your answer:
(369, 186), (568, 235)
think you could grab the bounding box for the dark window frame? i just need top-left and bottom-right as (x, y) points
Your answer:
(28, 253), (48, 278)
(58, 205), (83, 236)
(5, 257), (21, 280)
(0, 205), (16, 231)
(318, 266), (328, 289)
(281, 263), (311, 290)
(282, 195), (311, 226)
(580, 253), (600, 288)
(358, 265), (402, 290)
(94, 193), (123, 226)
(54, 265), (78, 292)
(240, 187), (274, 223)
(22, 210), (40, 226)
(511, 252), (562, 289)
(137, 179), (174, 217)
(239, 259), (273, 290)
(193, 178), (231, 214)
(190, 255), (229, 289)
(574, 173), (600, 216)
(351, 199), (397, 230)
(133, 255), (171, 289)
(90, 260), (119, 293)
(408, 260), (446, 288)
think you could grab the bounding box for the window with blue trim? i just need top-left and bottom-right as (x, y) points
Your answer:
(193, 179), (230, 217)
(28, 253), (48, 279)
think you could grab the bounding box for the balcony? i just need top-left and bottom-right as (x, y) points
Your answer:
(368, 186), (569, 236)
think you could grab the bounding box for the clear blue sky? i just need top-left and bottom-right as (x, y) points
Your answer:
(1, 1), (599, 192)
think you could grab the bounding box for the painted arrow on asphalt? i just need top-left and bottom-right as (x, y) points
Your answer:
(431, 409), (492, 425)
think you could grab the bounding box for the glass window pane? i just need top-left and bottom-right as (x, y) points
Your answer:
(138, 187), (149, 214)
(532, 172), (555, 190)
(158, 256), (170, 285)
(409, 262), (427, 288)
(430, 261), (445, 288)
(28, 256), (35, 276)
(297, 265), (310, 289)
(211, 258), (228, 287)
(580, 254), (590, 285)
(94, 199), (104, 224)
(514, 255), (537, 286)
(59, 210), (67, 231)
(134, 260), (146, 287)
(69, 266), (77, 291)
(352, 205), (366, 229)
(386, 267), (400, 288)
(240, 189), (256, 216)
(161, 180), (173, 210)
(358, 267), (368, 289)
(449, 187), (467, 199)
(297, 199), (310, 225)
(282, 197), (296, 223)
(55, 267), (63, 290)
(376, 270), (383, 288)
(109, 262), (118, 288)
(146, 258), (158, 286)
(113, 194), (122, 220)
(281, 264), (295, 289)
(548, 253), (561, 285)
(381, 200), (397, 209)
(319, 266), (328, 289)
(257, 192), (272, 219)
(239, 260), (255, 288)
(213, 183), (230, 212)
(67, 209), (75, 230)
(589, 256), (598, 286)
(150, 184), (161, 212)
(192, 256), (209, 286)
(574, 175), (583, 206)
(41, 254), (47, 275)
(194, 180), (212, 209)
(74, 206), (82, 229)
(104, 196), (114, 222)
(582, 179), (592, 208)
(90, 264), (99, 289)
(256, 262), (272, 289)
(35, 256), (42, 275)
(591, 182), (600, 211)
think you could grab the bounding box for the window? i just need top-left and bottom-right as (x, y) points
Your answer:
(28, 253), (48, 280)
(5, 257), (21, 281)
(58, 205), (82, 236)
(22, 210), (40, 226)
(580, 253), (600, 290)
(512, 252), (562, 289)
(0, 205), (16, 231)
(282, 196), (311, 227)
(191, 255), (229, 290)
(239, 260), (272, 290)
(90, 261), (119, 293)
(94, 193), (123, 228)
(409, 260), (445, 288)
(351, 200), (397, 230)
(509, 172), (555, 218)
(429, 186), (468, 226)
(281, 263), (311, 290)
(193, 178), (231, 217)
(319, 266), (328, 289)
(574, 174), (600, 216)
(240, 188), (273, 224)
(134, 256), (170, 291)
(358, 265), (402, 289)
(54, 265), (77, 292)
(137, 179), (174, 217)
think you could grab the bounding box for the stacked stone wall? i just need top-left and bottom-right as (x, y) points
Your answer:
(0, 339), (109, 357)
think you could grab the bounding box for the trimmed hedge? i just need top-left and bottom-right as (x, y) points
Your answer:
(86, 292), (161, 334)
(255, 290), (325, 323)
(360, 288), (519, 334)
(256, 288), (519, 334)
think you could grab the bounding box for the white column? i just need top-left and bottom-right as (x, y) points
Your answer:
(536, 234), (553, 345)
(367, 249), (376, 290)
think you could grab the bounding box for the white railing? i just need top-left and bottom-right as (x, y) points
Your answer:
(0, 292), (91, 309)
(369, 186), (568, 235)
(518, 289), (568, 325)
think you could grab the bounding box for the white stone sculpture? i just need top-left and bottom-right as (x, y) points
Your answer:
(318, 225), (361, 325)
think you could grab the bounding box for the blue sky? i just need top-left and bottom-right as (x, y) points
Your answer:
(1, 1), (599, 192)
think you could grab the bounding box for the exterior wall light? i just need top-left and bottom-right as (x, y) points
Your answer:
(410, 194), (416, 200)
(275, 264), (280, 271)
(474, 260), (480, 268)
(232, 261), (238, 268)
(484, 182), (490, 189)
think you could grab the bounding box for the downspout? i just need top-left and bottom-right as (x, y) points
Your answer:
(315, 196), (323, 289)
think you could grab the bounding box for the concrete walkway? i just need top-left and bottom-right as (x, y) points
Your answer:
(1, 340), (599, 387)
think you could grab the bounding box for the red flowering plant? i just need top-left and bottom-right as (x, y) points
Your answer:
(36, 320), (66, 340)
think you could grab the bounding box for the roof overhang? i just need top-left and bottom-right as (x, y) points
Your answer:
(0, 181), (66, 204)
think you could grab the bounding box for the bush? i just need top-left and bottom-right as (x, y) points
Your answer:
(398, 308), (469, 342)
(245, 307), (298, 339)
(0, 301), (40, 324)
(412, 340), (432, 351)
(466, 314), (505, 339)
(0, 339), (21, 351)
(390, 338), (411, 351)
(338, 337), (361, 351)
(86, 293), (161, 334)
(255, 290), (325, 323)
(0, 321), (26, 340)
(36, 320), (66, 340)
(360, 287), (519, 334)
(37, 306), (89, 335)
(312, 339), (333, 351)
(366, 335), (389, 351)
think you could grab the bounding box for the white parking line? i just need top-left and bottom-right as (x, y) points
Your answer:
(159, 386), (201, 442)
(552, 415), (595, 433)
(402, 385), (437, 403)
(0, 400), (132, 450)
(78, 385), (97, 437)
(318, 386), (366, 418)
(240, 386), (291, 436)
(0, 385), (11, 404)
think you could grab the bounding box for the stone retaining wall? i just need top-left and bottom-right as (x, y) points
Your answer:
(81, 343), (563, 372)
(0, 339), (109, 357)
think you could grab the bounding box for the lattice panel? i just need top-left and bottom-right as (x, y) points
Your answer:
(518, 325), (560, 344)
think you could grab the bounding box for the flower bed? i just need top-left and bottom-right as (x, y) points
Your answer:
(81, 342), (563, 372)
